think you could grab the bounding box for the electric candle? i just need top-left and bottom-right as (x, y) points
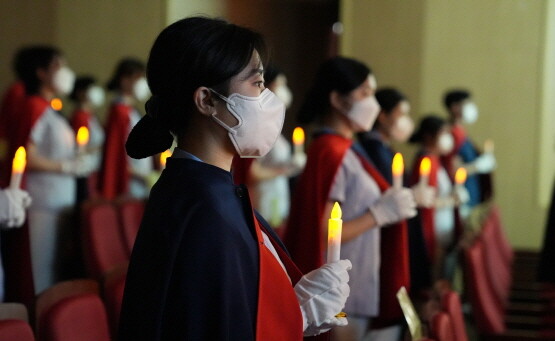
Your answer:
(76, 126), (89, 155)
(327, 202), (342, 263)
(484, 139), (494, 154)
(419, 157), (431, 186)
(392, 153), (404, 189)
(292, 127), (305, 156)
(10, 146), (26, 189)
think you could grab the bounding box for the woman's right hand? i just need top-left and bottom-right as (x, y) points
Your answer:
(294, 259), (352, 336)
(369, 187), (417, 226)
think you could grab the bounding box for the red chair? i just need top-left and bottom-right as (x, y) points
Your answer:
(35, 279), (110, 341)
(487, 205), (514, 266)
(441, 290), (469, 341)
(481, 220), (512, 307)
(117, 198), (145, 255)
(429, 312), (456, 341)
(82, 200), (129, 278)
(0, 302), (34, 341)
(0, 320), (34, 341)
(102, 263), (127, 337)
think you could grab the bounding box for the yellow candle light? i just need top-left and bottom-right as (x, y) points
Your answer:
(292, 127), (305, 155)
(10, 146), (26, 189)
(392, 152), (404, 189)
(160, 149), (172, 168)
(327, 202), (343, 263)
(455, 167), (467, 186)
(76, 126), (90, 154)
(50, 98), (63, 111)
(419, 157), (431, 186)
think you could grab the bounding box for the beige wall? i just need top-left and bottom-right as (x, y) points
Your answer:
(341, 0), (554, 249)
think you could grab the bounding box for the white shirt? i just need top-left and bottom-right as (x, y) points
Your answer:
(434, 166), (455, 248)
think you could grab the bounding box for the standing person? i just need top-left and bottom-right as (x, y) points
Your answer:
(69, 76), (106, 201)
(14, 46), (94, 294)
(0, 48), (31, 187)
(443, 90), (496, 209)
(283, 57), (417, 341)
(99, 58), (153, 200)
(232, 64), (306, 229)
(409, 116), (468, 280)
(0, 187), (31, 301)
(120, 17), (351, 340)
(357, 88), (435, 301)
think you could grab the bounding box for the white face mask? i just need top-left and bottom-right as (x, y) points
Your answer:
(462, 102), (479, 124)
(133, 77), (151, 101)
(53, 66), (76, 96)
(87, 85), (105, 107)
(346, 95), (381, 132)
(390, 115), (414, 142)
(210, 88), (285, 158)
(438, 132), (455, 154)
(274, 85), (293, 108)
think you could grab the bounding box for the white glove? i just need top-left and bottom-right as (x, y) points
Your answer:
(61, 154), (96, 177)
(474, 153), (496, 173)
(411, 184), (436, 208)
(369, 188), (417, 226)
(2, 189), (32, 228)
(454, 185), (470, 205)
(294, 259), (352, 336)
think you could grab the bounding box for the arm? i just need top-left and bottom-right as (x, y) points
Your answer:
(26, 141), (63, 173)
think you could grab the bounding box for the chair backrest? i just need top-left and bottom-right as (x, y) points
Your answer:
(38, 293), (110, 341)
(117, 199), (145, 255)
(102, 263), (128, 337)
(0, 320), (34, 341)
(480, 220), (511, 307)
(463, 239), (505, 335)
(429, 312), (456, 341)
(0, 303), (28, 322)
(487, 205), (513, 265)
(441, 291), (468, 341)
(82, 200), (129, 278)
(35, 279), (99, 333)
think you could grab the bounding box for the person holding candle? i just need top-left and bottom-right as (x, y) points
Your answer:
(356, 87), (435, 296)
(283, 56), (417, 341)
(6, 46), (96, 297)
(409, 115), (469, 280)
(120, 17), (351, 340)
(231, 64), (306, 229)
(442, 89), (496, 209)
(99, 58), (156, 200)
(69, 76), (106, 201)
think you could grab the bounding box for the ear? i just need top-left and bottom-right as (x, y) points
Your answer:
(329, 91), (347, 113)
(36, 68), (48, 83)
(377, 111), (388, 126)
(193, 87), (217, 117)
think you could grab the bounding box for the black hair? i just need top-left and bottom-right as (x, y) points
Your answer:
(375, 88), (406, 114)
(106, 58), (145, 91)
(18, 46), (61, 95)
(298, 56), (371, 124)
(126, 17), (267, 159)
(409, 115), (446, 144)
(263, 64), (282, 88)
(70, 76), (96, 102)
(443, 89), (470, 109)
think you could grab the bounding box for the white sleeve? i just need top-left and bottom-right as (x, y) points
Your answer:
(328, 155), (348, 204)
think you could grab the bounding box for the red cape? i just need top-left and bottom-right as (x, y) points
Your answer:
(98, 103), (131, 200)
(1, 95), (49, 307)
(70, 108), (92, 133)
(441, 124), (466, 178)
(284, 133), (410, 325)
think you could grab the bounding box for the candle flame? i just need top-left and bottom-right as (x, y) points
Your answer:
(12, 146), (26, 173)
(76, 126), (90, 146)
(455, 167), (467, 185)
(50, 98), (63, 111)
(484, 139), (494, 153)
(420, 157), (431, 177)
(392, 153), (404, 177)
(331, 202), (342, 219)
(292, 127), (305, 146)
(160, 149), (172, 167)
